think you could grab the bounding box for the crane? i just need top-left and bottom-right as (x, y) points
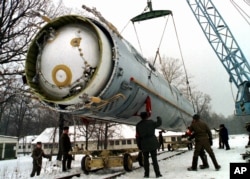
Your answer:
(186, 0), (250, 116)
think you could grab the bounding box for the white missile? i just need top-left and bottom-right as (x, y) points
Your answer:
(25, 15), (194, 131)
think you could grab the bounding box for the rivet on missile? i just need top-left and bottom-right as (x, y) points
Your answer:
(70, 38), (81, 47)
(52, 65), (72, 87)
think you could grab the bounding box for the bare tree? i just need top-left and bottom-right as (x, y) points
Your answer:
(74, 117), (98, 150)
(74, 118), (123, 150)
(155, 55), (213, 117)
(160, 57), (186, 87)
(151, 56), (194, 101)
(1, 93), (32, 137)
(192, 91), (211, 119)
(0, 0), (74, 137)
(102, 122), (122, 150)
(1, 0), (59, 78)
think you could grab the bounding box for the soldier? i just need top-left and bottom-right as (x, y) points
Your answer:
(158, 130), (165, 151)
(187, 114), (221, 171)
(30, 142), (51, 177)
(136, 112), (162, 178)
(182, 127), (209, 169)
(60, 126), (73, 172)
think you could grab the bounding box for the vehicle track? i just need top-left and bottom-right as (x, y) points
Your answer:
(102, 150), (187, 179)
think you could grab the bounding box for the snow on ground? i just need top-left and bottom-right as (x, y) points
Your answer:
(0, 134), (249, 179)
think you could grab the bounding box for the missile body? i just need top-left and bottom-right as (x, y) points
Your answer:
(26, 15), (194, 131)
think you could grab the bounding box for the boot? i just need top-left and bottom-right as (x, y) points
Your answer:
(62, 161), (67, 172)
(187, 156), (198, 171)
(200, 153), (209, 169)
(209, 153), (221, 170)
(67, 155), (72, 169)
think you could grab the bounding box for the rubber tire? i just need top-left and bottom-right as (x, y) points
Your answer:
(81, 155), (91, 175)
(123, 153), (133, 171)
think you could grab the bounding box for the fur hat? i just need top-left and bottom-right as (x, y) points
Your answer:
(140, 112), (149, 119)
(63, 126), (69, 130)
(192, 114), (200, 120)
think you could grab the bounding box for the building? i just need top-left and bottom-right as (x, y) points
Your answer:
(0, 135), (18, 160)
(31, 125), (138, 154)
(30, 124), (191, 154)
(17, 135), (37, 155)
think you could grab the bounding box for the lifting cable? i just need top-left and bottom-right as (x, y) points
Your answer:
(171, 16), (196, 113)
(230, 0), (250, 25)
(245, 0), (250, 6)
(132, 23), (144, 56)
(150, 14), (170, 76)
(120, 1), (196, 114)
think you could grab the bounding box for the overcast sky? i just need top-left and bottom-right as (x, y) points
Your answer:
(56, 0), (250, 116)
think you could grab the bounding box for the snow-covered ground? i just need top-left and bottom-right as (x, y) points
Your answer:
(0, 134), (249, 179)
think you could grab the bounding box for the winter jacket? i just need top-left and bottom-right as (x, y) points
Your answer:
(136, 116), (162, 152)
(189, 119), (212, 143)
(60, 133), (72, 154)
(220, 127), (229, 141)
(31, 147), (49, 165)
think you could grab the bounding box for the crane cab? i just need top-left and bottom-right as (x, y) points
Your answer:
(235, 81), (250, 115)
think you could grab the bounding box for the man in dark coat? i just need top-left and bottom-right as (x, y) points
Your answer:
(214, 125), (224, 149)
(158, 131), (165, 151)
(187, 114), (221, 171)
(136, 112), (162, 178)
(30, 142), (51, 177)
(220, 124), (230, 150)
(60, 126), (72, 172)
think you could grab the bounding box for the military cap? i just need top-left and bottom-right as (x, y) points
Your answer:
(140, 112), (149, 119)
(63, 126), (69, 130)
(192, 114), (200, 120)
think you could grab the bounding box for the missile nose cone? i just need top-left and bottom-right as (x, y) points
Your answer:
(26, 16), (113, 105)
(38, 24), (99, 99)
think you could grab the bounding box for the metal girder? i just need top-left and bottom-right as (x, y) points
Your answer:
(186, 0), (250, 88)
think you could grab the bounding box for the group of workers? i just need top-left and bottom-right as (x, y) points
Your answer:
(30, 112), (231, 178)
(135, 112), (225, 178)
(30, 126), (73, 177)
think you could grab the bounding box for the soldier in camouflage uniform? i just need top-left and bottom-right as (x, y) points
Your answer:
(30, 142), (51, 177)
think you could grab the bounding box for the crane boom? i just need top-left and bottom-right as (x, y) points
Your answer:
(187, 0), (250, 115)
(187, 0), (250, 87)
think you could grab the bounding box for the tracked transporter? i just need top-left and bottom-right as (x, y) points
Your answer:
(25, 12), (194, 172)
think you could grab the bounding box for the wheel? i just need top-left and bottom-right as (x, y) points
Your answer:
(81, 155), (91, 174)
(123, 153), (133, 171)
(137, 151), (144, 166)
